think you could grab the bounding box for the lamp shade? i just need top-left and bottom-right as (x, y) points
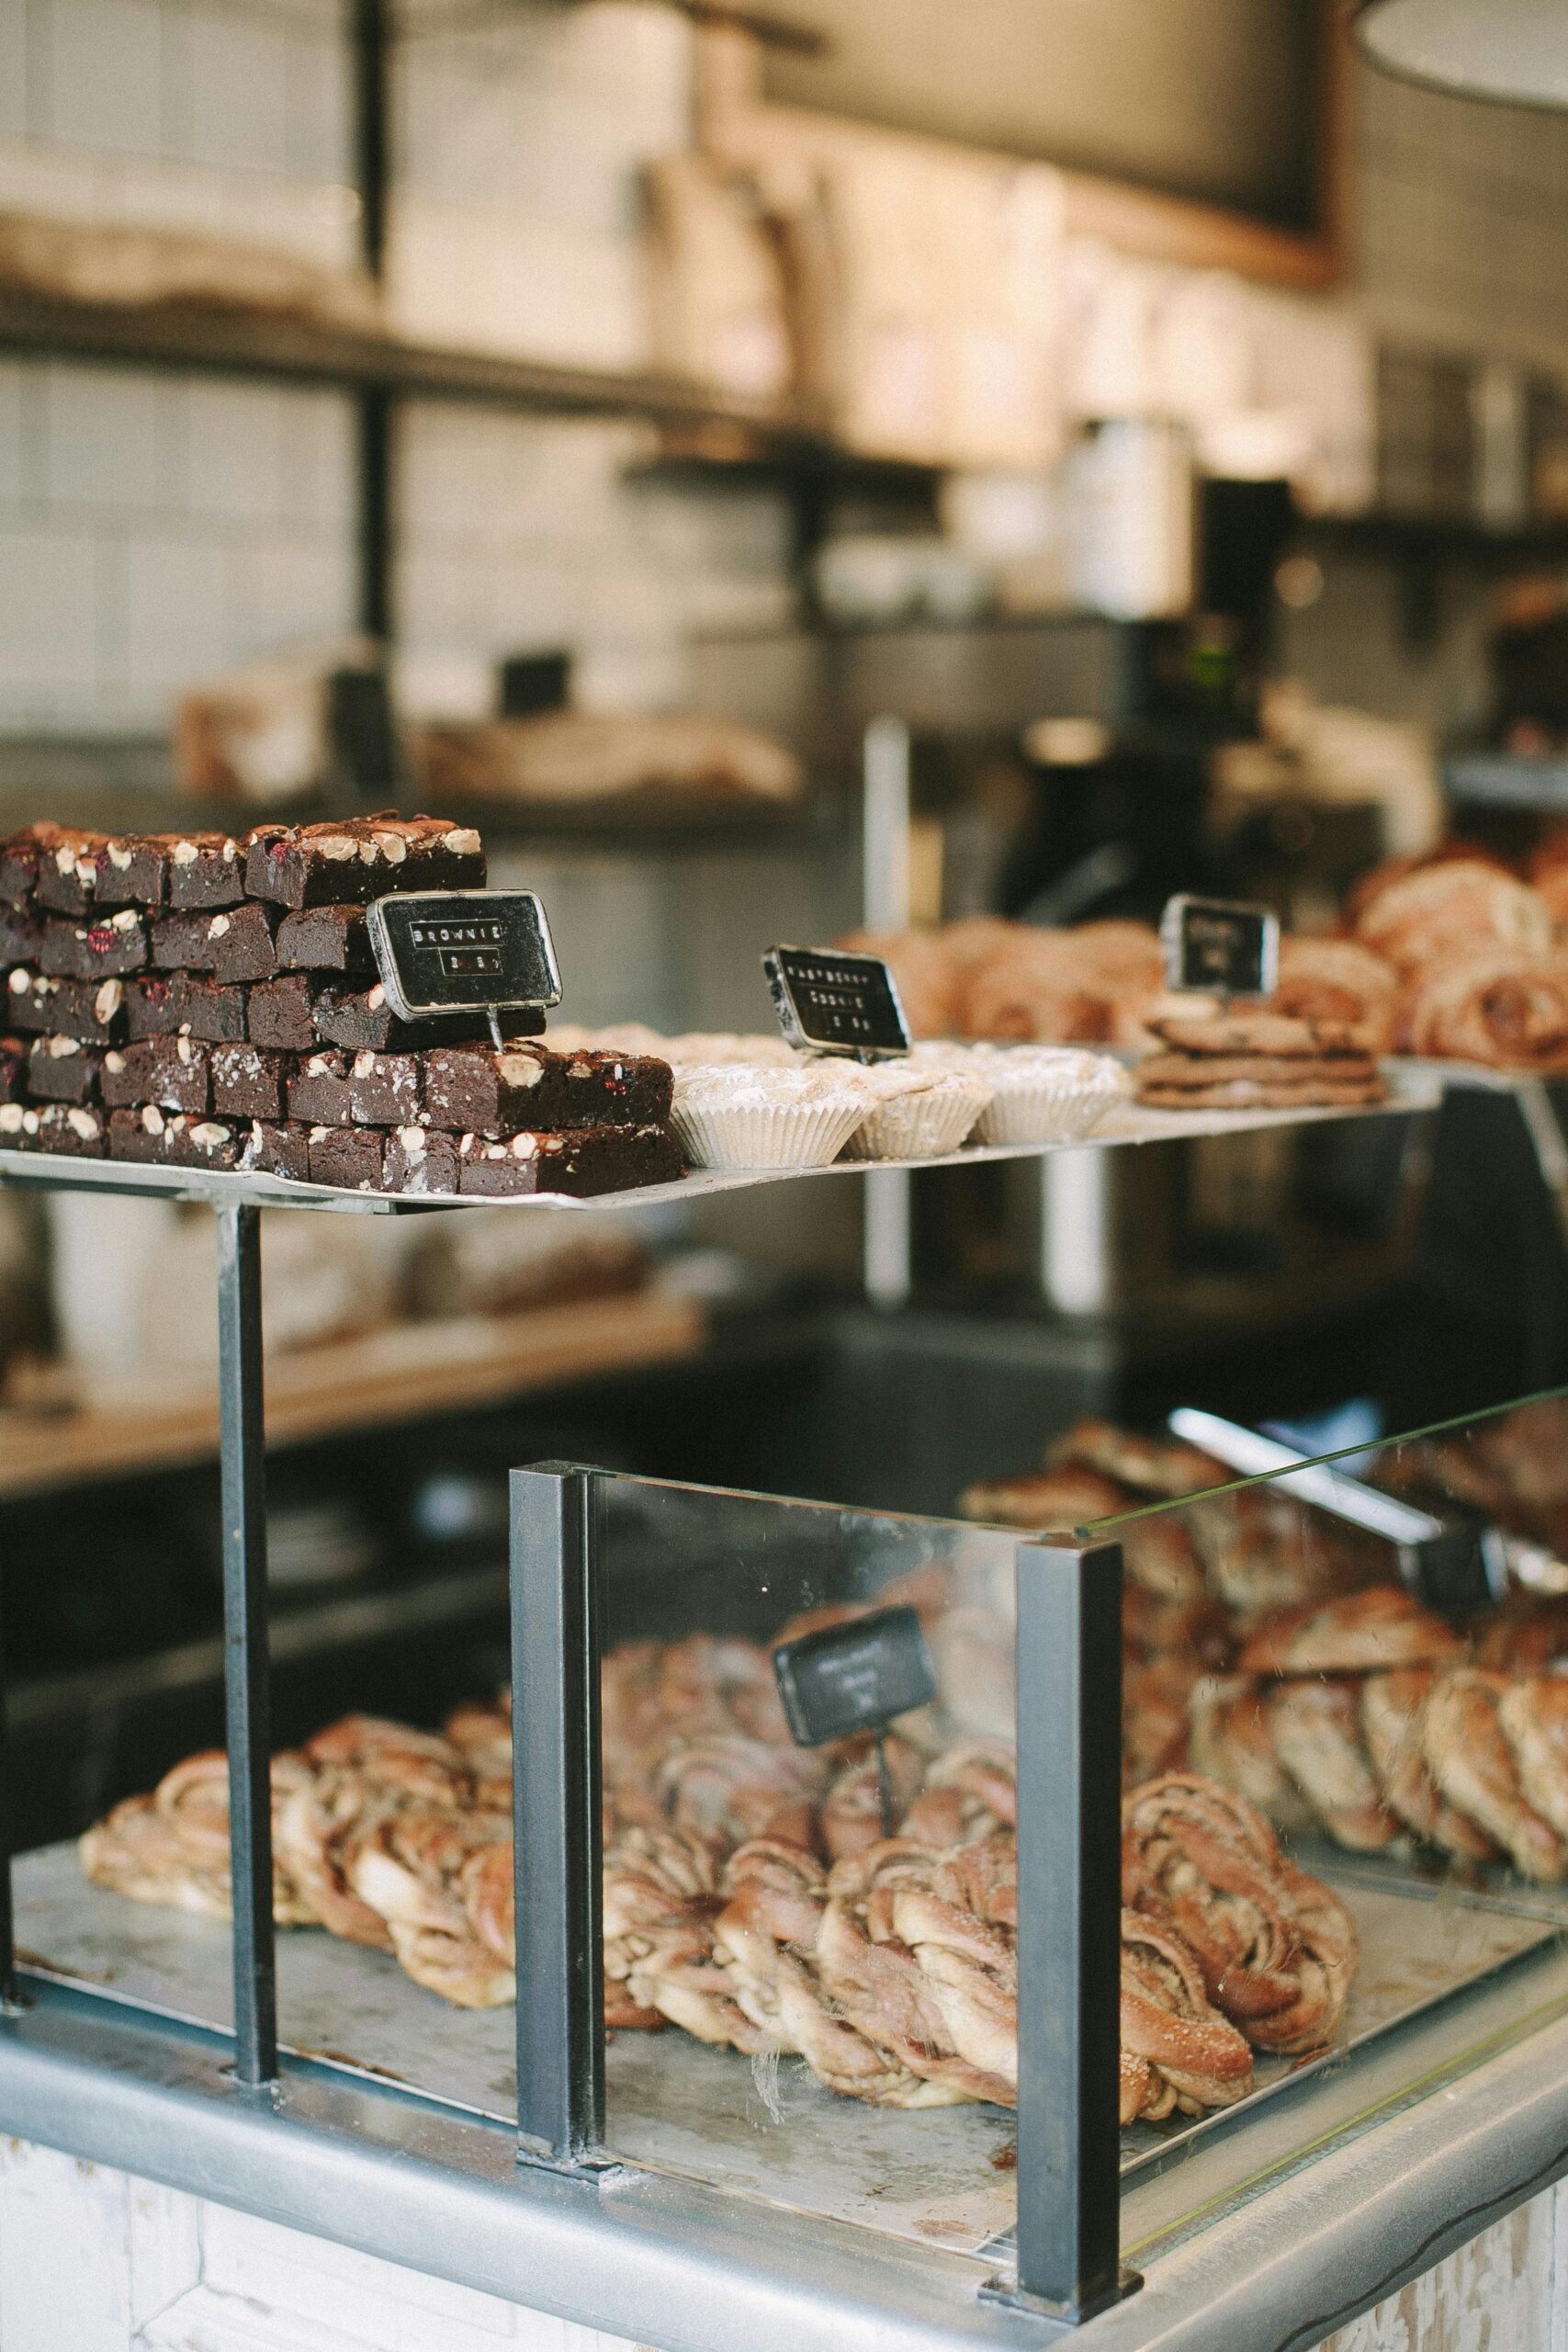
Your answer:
(1355, 0), (1568, 107)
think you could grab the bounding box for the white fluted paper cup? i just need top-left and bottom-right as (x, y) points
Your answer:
(966, 1046), (1130, 1145)
(841, 1067), (991, 1159)
(671, 1063), (874, 1169)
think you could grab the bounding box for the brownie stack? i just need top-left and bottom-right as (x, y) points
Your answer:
(0, 819), (682, 1197)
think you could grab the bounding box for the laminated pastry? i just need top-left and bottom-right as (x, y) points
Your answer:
(1401, 947), (1568, 1073)
(1269, 937), (1401, 1052)
(100, 1035), (209, 1114)
(1121, 1772), (1357, 2052)
(1360, 1671), (1496, 1860)
(1422, 1669), (1564, 1883)
(1496, 1678), (1568, 1843)
(245, 815), (485, 910)
(424, 1042), (673, 1136)
(1261, 1680), (1401, 1851)
(669, 1060), (873, 1169)
(1238, 1589), (1462, 1677)
(1119, 1907), (1255, 2121)
(1354, 859), (1552, 978)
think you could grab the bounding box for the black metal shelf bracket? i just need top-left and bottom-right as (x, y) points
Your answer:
(984, 1537), (1140, 2324)
(216, 1201), (278, 2088)
(510, 1463), (607, 2169)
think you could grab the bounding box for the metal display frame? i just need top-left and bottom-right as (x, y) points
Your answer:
(2, 1065), (1565, 2324)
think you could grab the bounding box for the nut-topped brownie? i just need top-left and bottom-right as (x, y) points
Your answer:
(424, 1042), (672, 1135)
(246, 815), (485, 910)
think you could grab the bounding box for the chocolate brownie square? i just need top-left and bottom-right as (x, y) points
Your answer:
(384, 1125), (458, 1195)
(211, 1044), (286, 1122)
(28, 1035), (102, 1103)
(175, 977), (247, 1043)
(39, 910), (149, 980)
(152, 902), (277, 983)
(0, 903), (44, 966)
(166, 832), (245, 910)
(287, 1049), (354, 1126)
(101, 1035), (209, 1114)
(238, 1120), (311, 1183)
(33, 828), (108, 916)
(346, 1048), (420, 1126)
(276, 904), (378, 981)
(313, 981), (405, 1052)
(96, 834), (169, 908)
(0, 1102), (40, 1149)
(248, 974), (322, 1053)
(423, 1043), (671, 1135)
(108, 1108), (238, 1169)
(247, 816), (484, 910)
(0, 826), (62, 910)
(0, 1036), (25, 1103)
(36, 1102), (107, 1158)
(307, 1124), (385, 1191)
(8, 972), (125, 1044)
(456, 1123), (682, 1198)
(3, 970), (54, 1033)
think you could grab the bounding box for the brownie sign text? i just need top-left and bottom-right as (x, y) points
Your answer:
(369, 890), (562, 1026)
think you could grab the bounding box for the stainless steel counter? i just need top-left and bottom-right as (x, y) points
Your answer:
(1, 1898), (1564, 2352)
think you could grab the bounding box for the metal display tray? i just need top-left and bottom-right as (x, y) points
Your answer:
(14, 1839), (1562, 2261)
(0, 1072), (1451, 1214)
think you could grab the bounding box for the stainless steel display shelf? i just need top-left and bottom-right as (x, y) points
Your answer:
(0, 1067), (1455, 1216)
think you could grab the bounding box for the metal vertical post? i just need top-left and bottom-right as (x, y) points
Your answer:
(0, 1566), (16, 2012)
(216, 1202), (276, 2088)
(511, 1464), (605, 2167)
(987, 1539), (1137, 2322)
(863, 714), (914, 1310)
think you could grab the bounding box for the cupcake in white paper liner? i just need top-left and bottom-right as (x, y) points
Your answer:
(671, 1060), (874, 1169)
(841, 1063), (991, 1159)
(965, 1045), (1130, 1144)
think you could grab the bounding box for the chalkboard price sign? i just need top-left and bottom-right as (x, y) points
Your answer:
(1161, 895), (1280, 1001)
(762, 944), (911, 1059)
(369, 891), (563, 1027)
(773, 1606), (936, 1747)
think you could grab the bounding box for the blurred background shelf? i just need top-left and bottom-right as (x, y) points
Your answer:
(0, 1289), (708, 1498)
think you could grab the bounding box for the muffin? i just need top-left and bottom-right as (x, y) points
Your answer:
(670, 1060), (874, 1169)
(840, 1062), (991, 1159)
(962, 1044), (1130, 1144)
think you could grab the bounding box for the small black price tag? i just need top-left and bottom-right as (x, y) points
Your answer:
(773, 1606), (936, 1747)
(368, 890), (562, 1024)
(1160, 895), (1280, 1000)
(762, 944), (910, 1059)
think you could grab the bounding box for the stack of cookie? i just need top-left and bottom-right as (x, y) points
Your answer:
(1134, 1011), (1386, 1113)
(0, 817), (682, 1197)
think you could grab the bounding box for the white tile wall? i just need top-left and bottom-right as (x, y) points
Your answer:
(392, 404), (795, 718)
(0, 0), (356, 266)
(0, 356), (359, 731)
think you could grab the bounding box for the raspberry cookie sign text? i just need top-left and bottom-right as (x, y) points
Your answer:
(763, 944), (911, 1060)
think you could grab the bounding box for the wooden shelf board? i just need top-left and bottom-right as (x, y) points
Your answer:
(0, 1289), (707, 1498)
